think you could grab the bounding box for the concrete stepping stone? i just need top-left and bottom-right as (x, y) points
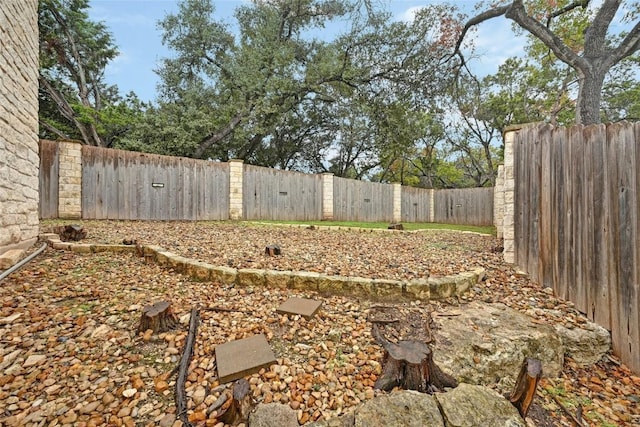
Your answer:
(276, 297), (322, 319)
(215, 334), (276, 383)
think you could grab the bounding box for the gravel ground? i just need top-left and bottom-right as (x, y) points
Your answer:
(0, 221), (637, 427)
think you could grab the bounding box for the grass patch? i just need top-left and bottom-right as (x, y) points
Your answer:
(251, 220), (495, 235)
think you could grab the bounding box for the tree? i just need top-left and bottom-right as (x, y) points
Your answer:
(39, 0), (139, 146)
(454, 0), (640, 125)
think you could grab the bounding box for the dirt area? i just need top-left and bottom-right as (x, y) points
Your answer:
(0, 221), (637, 426)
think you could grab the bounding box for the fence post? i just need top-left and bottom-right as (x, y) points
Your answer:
(228, 159), (244, 220)
(321, 173), (334, 220)
(502, 128), (518, 263)
(392, 183), (401, 223)
(57, 140), (82, 219)
(429, 189), (435, 223)
(494, 165), (505, 239)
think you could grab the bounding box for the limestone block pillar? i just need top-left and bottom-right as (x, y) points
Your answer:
(228, 159), (244, 220)
(502, 130), (516, 264)
(57, 141), (82, 219)
(392, 183), (401, 223)
(494, 165), (505, 239)
(321, 173), (334, 220)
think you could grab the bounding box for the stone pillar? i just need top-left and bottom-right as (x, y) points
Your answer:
(502, 130), (517, 264)
(494, 165), (505, 239)
(0, 0), (40, 256)
(228, 159), (244, 220)
(429, 189), (435, 223)
(392, 183), (402, 223)
(321, 173), (334, 220)
(58, 140), (83, 219)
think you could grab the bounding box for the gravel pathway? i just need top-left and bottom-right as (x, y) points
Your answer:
(0, 221), (636, 426)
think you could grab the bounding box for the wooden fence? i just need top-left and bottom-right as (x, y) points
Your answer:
(39, 140), (59, 219)
(433, 187), (494, 226)
(39, 142), (494, 226)
(243, 164), (322, 220)
(81, 147), (229, 220)
(333, 177), (395, 222)
(513, 122), (639, 372)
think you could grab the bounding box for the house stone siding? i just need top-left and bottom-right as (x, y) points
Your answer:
(0, 0), (40, 255)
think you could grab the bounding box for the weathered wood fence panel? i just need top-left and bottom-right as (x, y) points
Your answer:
(38, 140), (59, 219)
(333, 177), (394, 222)
(401, 187), (431, 223)
(433, 188), (494, 226)
(81, 147), (229, 220)
(243, 165), (322, 221)
(513, 122), (640, 373)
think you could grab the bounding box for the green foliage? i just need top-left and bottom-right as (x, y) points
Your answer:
(38, 0), (143, 146)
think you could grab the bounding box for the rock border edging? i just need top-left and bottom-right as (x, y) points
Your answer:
(40, 233), (485, 301)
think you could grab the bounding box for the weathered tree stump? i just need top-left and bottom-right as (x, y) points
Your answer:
(138, 301), (178, 334)
(509, 357), (542, 418)
(54, 224), (87, 241)
(218, 379), (254, 425)
(372, 323), (457, 393)
(265, 245), (281, 256)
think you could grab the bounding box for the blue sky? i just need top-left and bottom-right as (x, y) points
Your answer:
(88, 0), (527, 103)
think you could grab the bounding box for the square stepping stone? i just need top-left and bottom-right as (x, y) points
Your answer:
(276, 297), (322, 319)
(215, 334), (276, 383)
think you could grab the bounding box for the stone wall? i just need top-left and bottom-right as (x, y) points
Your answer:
(0, 0), (40, 256)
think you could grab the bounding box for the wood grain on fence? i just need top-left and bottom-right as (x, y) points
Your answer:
(513, 122), (639, 373)
(333, 177), (394, 222)
(400, 186), (431, 223)
(38, 140), (59, 219)
(433, 187), (494, 226)
(81, 147), (229, 220)
(243, 164), (322, 221)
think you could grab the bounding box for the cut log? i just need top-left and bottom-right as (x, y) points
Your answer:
(388, 223), (404, 230)
(372, 323), (457, 393)
(509, 357), (542, 419)
(218, 379), (253, 425)
(265, 245), (281, 256)
(138, 301), (178, 334)
(54, 224), (87, 241)
(176, 308), (199, 427)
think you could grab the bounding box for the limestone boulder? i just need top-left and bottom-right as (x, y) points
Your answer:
(436, 383), (525, 427)
(249, 403), (299, 427)
(554, 321), (611, 365)
(354, 391), (444, 427)
(432, 302), (564, 390)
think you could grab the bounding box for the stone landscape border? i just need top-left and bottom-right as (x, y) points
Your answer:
(39, 226), (486, 302)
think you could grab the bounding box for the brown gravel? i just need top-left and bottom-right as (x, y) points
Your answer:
(0, 220), (637, 427)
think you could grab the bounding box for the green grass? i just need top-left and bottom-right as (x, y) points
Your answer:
(252, 220), (496, 235)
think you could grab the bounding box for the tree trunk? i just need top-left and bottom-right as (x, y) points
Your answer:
(509, 357), (542, 418)
(218, 379), (254, 426)
(372, 323), (457, 393)
(138, 301), (178, 334)
(576, 67), (607, 125)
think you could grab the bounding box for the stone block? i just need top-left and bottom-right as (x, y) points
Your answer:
(404, 278), (430, 301)
(291, 271), (320, 291)
(264, 270), (293, 289)
(317, 275), (350, 295)
(237, 268), (266, 287)
(186, 260), (215, 281)
(372, 279), (403, 300)
(210, 266), (237, 286)
(215, 334), (276, 383)
(277, 297), (322, 319)
(0, 249), (23, 269)
(428, 277), (456, 299)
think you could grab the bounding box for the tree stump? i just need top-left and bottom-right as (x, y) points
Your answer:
(218, 379), (254, 425)
(265, 245), (281, 256)
(509, 357), (542, 418)
(138, 301), (178, 334)
(372, 323), (457, 393)
(53, 224), (87, 241)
